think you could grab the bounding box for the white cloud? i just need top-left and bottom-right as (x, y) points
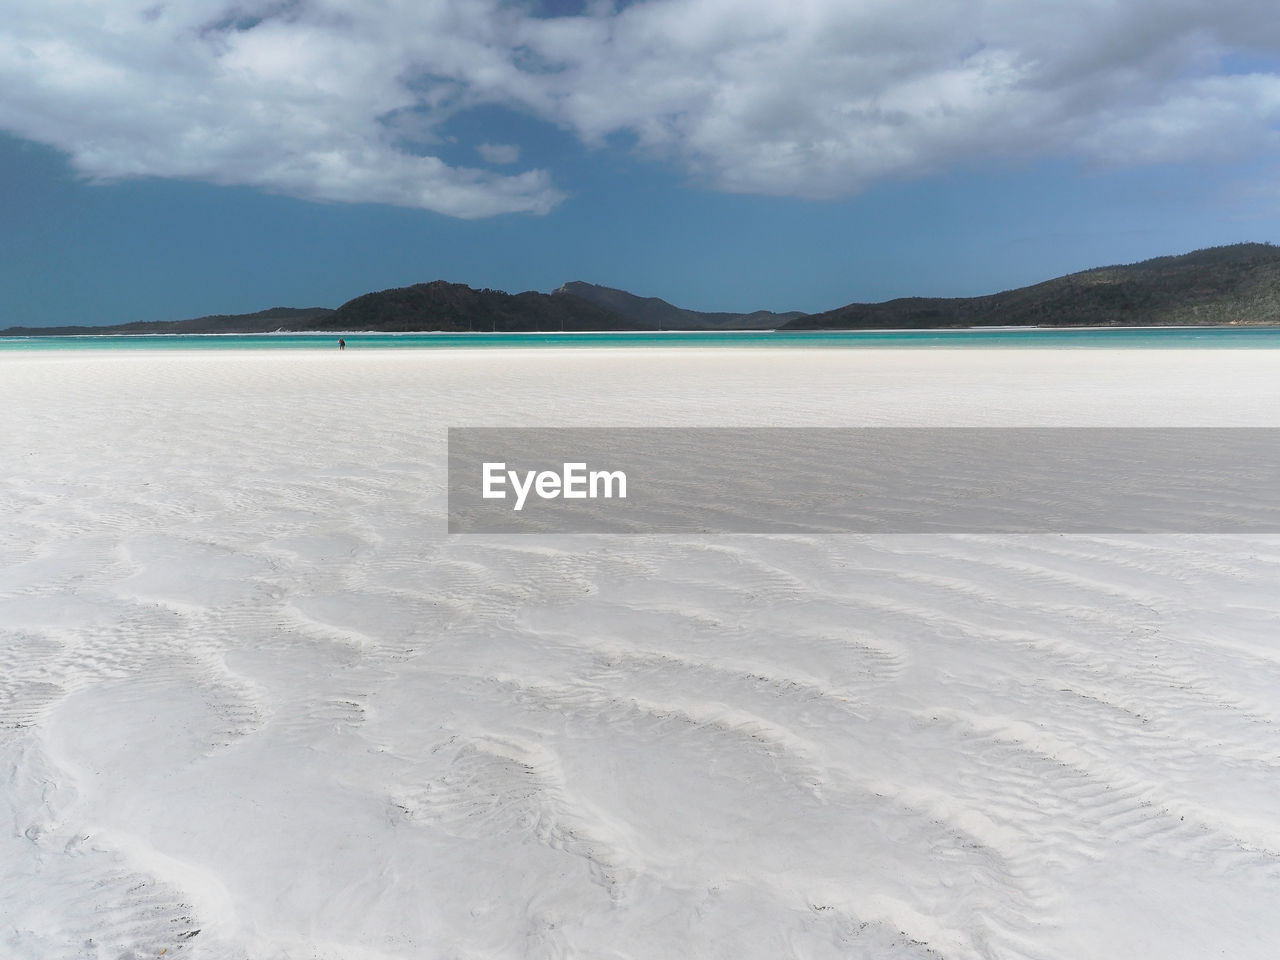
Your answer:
(477, 142), (521, 164)
(508, 0), (1280, 196)
(0, 0), (562, 217)
(1, 0), (1278, 215)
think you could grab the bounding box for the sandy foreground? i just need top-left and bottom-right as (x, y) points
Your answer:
(3, 347), (1280, 960)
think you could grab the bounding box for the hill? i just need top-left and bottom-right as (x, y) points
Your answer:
(555, 281), (805, 329)
(311, 281), (639, 332)
(784, 243), (1280, 330)
(0, 286), (637, 336)
(5, 244), (1280, 336)
(0, 307), (334, 337)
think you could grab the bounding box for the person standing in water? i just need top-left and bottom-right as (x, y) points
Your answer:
(338, 338), (345, 350)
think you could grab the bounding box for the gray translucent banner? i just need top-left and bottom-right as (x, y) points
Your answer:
(448, 428), (1280, 534)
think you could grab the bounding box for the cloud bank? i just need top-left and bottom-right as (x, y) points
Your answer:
(3, 0), (1278, 217)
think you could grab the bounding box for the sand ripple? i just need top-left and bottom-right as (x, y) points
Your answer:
(3, 350), (1280, 959)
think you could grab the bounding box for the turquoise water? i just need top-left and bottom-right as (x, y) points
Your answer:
(3, 328), (1280, 350)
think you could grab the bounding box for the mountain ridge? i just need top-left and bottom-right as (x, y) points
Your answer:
(783, 242), (1280, 329)
(554, 281), (805, 330)
(4, 243), (1279, 336)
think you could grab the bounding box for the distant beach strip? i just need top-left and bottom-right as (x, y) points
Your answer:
(3, 327), (1280, 350)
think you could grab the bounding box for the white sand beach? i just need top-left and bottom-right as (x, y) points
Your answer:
(3, 345), (1280, 960)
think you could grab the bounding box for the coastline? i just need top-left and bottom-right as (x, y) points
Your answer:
(5, 322), (1280, 336)
(4, 325), (1280, 353)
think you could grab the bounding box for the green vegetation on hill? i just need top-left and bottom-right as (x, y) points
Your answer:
(783, 243), (1280, 330)
(312, 281), (641, 332)
(0, 307), (335, 337)
(556, 281), (805, 329)
(4, 243), (1279, 336)
(0, 286), (634, 336)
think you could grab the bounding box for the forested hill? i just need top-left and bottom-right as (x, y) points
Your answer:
(555, 281), (804, 329)
(0, 306), (335, 337)
(307, 281), (641, 332)
(5, 243), (1279, 335)
(783, 243), (1280, 330)
(0, 283), (638, 335)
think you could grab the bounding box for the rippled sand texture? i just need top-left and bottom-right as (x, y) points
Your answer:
(3, 347), (1280, 960)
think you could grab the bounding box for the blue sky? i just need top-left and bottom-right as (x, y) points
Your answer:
(2, 0), (1279, 327)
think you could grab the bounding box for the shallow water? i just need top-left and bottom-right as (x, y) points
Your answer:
(4, 326), (1280, 350)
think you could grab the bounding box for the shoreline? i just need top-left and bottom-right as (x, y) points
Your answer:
(2, 326), (1279, 354)
(4, 322), (1280, 339)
